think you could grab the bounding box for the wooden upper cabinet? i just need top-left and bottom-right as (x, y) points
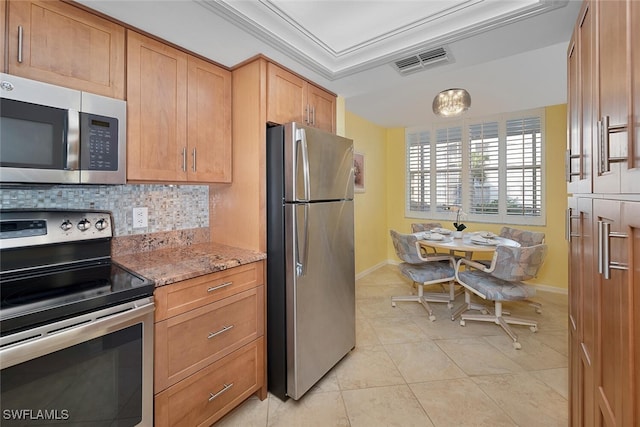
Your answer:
(1, 0), (7, 72)
(6, 0), (125, 99)
(127, 31), (188, 182)
(593, 0), (627, 193)
(266, 63), (306, 125)
(624, 0), (640, 193)
(127, 31), (231, 183)
(307, 82), (336, 133)
(187, 56), (232, 183)
(266, 62), (336, 133)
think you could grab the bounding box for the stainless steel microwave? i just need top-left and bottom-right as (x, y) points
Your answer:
(0, 73), (126, 184)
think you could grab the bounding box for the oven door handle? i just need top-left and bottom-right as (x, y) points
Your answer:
(0, 299), (155, 369)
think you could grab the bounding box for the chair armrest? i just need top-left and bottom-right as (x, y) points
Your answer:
(456, 257), (491, 272)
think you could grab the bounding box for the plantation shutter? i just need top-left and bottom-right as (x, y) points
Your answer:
(434, 126), (462, 211)
(407, 130), (431, 212)
(505, 117), (542, 216)
(468, 122), (500, 215)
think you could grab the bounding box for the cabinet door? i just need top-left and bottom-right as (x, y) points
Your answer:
(568, 197), (595, 427)
(307, 83), (336, 133)
(593, 0), (627, 193)
(567, 3), (593, 195)
(1, 0), (6, 72)
(266, 63), (306, 125)
(623, 0), (640, 193)
(187, 56), (232, 183)
(622, 201), (640, 422)
(127, 31), (187, 182)
(7, 0), (125, 98)
(593, 198), (632, 427)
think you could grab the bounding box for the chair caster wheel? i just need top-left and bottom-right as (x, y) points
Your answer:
(535, 308), (542, 314)
(391, 302), (396, 307)
(447, 303), (454, 309)
(513, 342), (522, 350)
(429, 315), (436, 322)
(459, 320), (466, 326)
(529, 325), (538, 332)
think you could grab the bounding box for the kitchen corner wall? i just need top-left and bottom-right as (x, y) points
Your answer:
(0, 184), (209, 236)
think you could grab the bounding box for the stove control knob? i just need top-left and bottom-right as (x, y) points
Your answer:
(60, 220), (73, 231)
(95, 218), (109, 231)
(77, 219), (91, 231)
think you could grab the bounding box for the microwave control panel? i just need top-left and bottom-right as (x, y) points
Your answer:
(80, 112), (119, 171)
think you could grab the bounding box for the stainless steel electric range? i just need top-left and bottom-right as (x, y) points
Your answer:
(0, 209), (155, 426)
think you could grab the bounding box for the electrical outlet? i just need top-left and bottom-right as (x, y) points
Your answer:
(132, 207), (148, 228)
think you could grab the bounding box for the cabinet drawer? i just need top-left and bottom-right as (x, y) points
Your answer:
(155, 337), (264, 427)
(154, 261), (264, 321)
(155, 285), (264, 391)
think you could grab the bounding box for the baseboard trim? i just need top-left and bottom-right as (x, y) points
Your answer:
(355, 261), (390, 280)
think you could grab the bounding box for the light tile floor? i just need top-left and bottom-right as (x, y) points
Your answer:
(215, 265), (569, 427)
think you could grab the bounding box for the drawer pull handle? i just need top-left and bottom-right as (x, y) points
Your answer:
(207, 281), (233, 292)
(208, 325), (234, 339)
(209, 383), (234, 402)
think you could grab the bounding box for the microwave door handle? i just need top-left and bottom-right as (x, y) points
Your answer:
(66, 109), (80, 170)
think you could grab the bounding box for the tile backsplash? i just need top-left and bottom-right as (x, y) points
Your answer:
(0, 184), (209, 236)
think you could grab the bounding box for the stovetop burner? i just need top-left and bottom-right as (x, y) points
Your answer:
(0, 210), (154, 336)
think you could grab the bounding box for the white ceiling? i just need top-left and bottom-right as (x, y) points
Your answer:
(77, 0), (582, 128)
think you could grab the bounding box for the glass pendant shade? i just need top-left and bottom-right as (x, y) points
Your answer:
(432, 88), (471, 117)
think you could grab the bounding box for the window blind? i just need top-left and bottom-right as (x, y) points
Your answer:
(405, 109), (545, 226)
(505, 117), (542, 217)
(407, 131), (431, 212)
(435, 126), (462, 211)
(468, 122), (500, 215)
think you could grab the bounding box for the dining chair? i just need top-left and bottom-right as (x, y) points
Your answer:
(454, 243), (548, 349)
(390, 230), (456, 321)
(475, 227), (546, 313)
(411, 222), (451, 257)
(411, 222), (443, 233)
(499, 226), (545, 246)
(498, 227), (545, 314)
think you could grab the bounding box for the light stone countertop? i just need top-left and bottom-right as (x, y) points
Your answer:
(113, 242), (266, 287)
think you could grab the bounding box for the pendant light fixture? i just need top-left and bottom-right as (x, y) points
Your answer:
(432, 88), (471, 117)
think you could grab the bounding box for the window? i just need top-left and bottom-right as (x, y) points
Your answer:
(405, 109), (544, 226)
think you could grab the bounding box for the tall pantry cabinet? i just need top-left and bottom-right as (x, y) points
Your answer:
(567, 1), (640, 426)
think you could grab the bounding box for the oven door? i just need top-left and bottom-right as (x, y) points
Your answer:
(0, 298), (154, 427)
(0, 73), (80, 184)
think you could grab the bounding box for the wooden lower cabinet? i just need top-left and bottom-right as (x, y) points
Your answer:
(153, 261), (266, 426)
(568, 197), (596, 427)
(570, 198), (638, 426)
(155, 337), (264, 427)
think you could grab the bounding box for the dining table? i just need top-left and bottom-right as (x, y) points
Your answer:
(417, 230), (520, 260)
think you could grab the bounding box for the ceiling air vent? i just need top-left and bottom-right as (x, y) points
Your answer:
(392, 47), (451, 76)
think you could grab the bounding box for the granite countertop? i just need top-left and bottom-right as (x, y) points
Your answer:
(113, 242), (266, 287)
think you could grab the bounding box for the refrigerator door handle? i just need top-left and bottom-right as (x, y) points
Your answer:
(295, 204), (310, 277)
(296, 128), (311, 201)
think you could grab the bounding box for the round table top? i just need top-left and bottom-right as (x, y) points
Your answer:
(418, 231), (520, 254)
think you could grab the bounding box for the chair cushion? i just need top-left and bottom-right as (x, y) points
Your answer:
(399, 261), (454, 283)
(457, 270), (536, 301)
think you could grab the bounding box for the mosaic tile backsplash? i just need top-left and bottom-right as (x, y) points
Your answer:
(0, 184), (209, 236)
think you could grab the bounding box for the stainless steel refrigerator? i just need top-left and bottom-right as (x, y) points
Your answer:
(266, 122), (355, 401)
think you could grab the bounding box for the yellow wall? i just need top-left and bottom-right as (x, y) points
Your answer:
(344, 111), (389, 275)
(346, 105), (569, 291)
